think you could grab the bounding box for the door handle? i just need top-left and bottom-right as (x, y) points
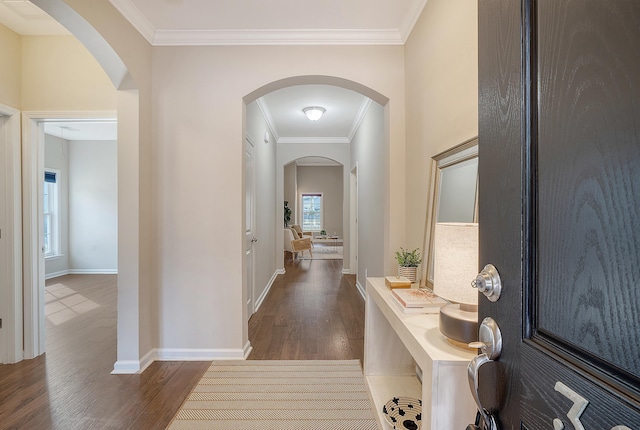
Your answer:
(467, 317), (502, 430)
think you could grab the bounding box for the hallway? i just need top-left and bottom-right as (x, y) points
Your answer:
(248, 256), (365, 362)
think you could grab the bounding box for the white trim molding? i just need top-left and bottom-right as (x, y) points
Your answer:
(278, 137), (350, 145)
(0, 103), (22, 364)
(255, 98), (280, 143)
(253, 270), (280, 313)
(347, 99), (373, 142)
(153, 29), (404, 47)
(110, 0), (429, 47)
(356, 280), (366, 300)
(108, 0), (156, 44)
(111, 345), (253, 374)
(69, 269), (119, 275)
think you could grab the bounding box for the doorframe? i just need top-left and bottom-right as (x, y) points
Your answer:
(0, 103), (22, 364)
(244, 136), (256, 319)
(21, 111), (117, 359)
(350, 163), (358, 280)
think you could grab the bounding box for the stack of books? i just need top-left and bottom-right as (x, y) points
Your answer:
(385, 276), (412, 289)
(391, 288), (447, 314)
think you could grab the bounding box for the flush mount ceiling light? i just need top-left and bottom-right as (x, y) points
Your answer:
(303, 106), (325, 121)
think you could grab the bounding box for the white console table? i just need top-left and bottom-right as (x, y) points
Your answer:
(364, 277), (477, 429)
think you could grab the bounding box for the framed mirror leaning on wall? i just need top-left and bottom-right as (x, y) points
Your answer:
(421, 137), (478, 289)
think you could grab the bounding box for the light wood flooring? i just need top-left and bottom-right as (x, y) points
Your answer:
(0, 255), (365, 429)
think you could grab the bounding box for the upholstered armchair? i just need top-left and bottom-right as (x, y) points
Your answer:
(290, 224), (312, 240)
(284, 228), (313, 258)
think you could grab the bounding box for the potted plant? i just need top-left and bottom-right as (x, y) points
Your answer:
(394, 247), (422, 282)
(284, 201), (291, 227)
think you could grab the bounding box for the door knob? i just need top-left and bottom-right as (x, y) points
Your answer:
(473, 264), (502, 302)
(467, 317), (502, 430)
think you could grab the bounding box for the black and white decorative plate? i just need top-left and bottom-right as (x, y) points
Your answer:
(382, 396), (422, 430)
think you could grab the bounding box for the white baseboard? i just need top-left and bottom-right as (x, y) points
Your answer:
(112, 346), (250, 374)
(111, 359), (142, 374)
(242, 341), (252, 359)
(342, 268), (351, 274)
(69, 269), (118, 275)
(46, 269), (118, 280)
(356, 280), (366, 300)
(254, 270), (281, 312)
(45, 270), (70, 280)
(111, 348), (156, 374)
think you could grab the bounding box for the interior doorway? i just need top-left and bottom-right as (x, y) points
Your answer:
(22, 113), (117, 358)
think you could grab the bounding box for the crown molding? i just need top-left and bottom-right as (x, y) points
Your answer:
(110, 0), (428, 46)
(255, 97), (280, 142)
(278, 137), (350, 145)
(348, 98), (373, 142)
(109, 0), (155, 44)
(399, 0), (428, 42)
(152, 29), (404, 46)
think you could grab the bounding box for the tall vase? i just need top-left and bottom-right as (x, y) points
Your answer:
(398, 266), (417, 283)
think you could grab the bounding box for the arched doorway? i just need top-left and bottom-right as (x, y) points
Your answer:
(242, 76), (389, 335)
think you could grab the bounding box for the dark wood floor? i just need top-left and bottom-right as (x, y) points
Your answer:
(0, 255), (365, 429)
(248, 252), (365, 361)
(0, 274), (209, 430)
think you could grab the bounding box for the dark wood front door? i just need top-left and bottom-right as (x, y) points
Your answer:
(477, 0), (640, 428)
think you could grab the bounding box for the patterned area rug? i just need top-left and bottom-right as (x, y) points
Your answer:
(167, 360), (378, 430)
(298, 245), (343, 260)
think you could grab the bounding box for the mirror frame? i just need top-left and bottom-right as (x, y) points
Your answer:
(420, 137), (478, 289)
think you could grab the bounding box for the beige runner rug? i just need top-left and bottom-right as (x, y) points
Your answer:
(167, 360), (379, 430)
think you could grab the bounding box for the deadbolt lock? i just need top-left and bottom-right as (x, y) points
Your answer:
(473, 264), (502, 302)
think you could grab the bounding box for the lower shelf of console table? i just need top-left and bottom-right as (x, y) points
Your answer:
(364, 277), (477, 429)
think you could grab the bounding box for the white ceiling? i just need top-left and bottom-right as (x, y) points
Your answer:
(1, 0), (421, 144)
(0, 0), (69, 35)
(43, 121), (117, 141)
(259, 85), (372, 144)
(110, 0), (427, 46)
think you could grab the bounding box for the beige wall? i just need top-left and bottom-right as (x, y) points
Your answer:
(21, 36), (116, 110)
(351, 102), (387, 282)
(0, 25), (21, 109)
(404, 0), (479, 280)
(61, 0), (155, 367)
(153, 45), (405, 352)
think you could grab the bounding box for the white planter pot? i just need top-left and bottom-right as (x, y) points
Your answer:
(398, 266), (417, 283)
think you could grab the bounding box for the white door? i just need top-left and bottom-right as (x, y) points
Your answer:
(350, 166), (358, 277)
(0, 115), (5, 362)
(244, 138), (256, 318)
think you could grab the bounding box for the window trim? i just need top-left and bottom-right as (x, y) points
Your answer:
(300, 192), (323, 232)
(44, 168), (61, 258)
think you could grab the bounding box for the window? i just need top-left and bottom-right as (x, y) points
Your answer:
(44, 169), (60, 257)
(301, 193), (322, 232)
